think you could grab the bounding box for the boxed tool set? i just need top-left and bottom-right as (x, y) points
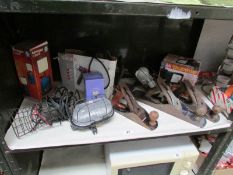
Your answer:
(160, 54), (200, 86)
(12, 41), (53, 100)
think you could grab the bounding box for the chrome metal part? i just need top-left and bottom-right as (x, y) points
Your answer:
(157, 77), (182, 111)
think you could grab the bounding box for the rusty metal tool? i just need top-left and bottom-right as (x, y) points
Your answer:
(183, 80), (208, 117)
(183, 80), (223, 123)
(119, 84), (158, 130)
(157, 77), (182, 111)
(205, 105), (223, 122)
(112, 87), (128, 112)
(145, 87), (164, 104)
(156, 77), (206, 128)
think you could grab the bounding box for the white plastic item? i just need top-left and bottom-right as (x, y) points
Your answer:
(179, 170), (189, 175)
(222, 58), (233, 75)
(135, 67), (156, 88)
(228, 37), (233, 50)
(216, 75), (231, 87)
(39, 145), (106, 175)
(58, 53), (75, 91)
(183, 161), (192, 169)
(227, 49), (233, 59)
(105, 136), (199, 175)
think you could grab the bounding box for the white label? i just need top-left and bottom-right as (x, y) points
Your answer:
(44, 46), (48, 52)
(19, 77), (27, 85)
(171, 74), (182, 83)
(177, 59), (188, 64)
(167, 7), (191, 19)
(26, 64), (32, 71)
(37, 57), (48, 73)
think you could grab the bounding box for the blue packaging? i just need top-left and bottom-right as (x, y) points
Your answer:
(83, 72), (105, 99)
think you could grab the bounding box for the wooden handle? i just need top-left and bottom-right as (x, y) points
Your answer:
(149, 111), (159, 127)
(212, 105), (224, 114)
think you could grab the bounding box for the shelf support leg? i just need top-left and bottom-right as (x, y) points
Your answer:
(196, 127), (233, 175)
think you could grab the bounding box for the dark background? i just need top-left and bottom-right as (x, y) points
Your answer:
(0, 14), (203, 104)
(0, 14), (203, 174)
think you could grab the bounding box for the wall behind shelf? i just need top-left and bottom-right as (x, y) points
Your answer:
(194, 19), (233, 71)
(0, 13), (203, 82)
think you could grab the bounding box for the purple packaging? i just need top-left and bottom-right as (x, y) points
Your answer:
(83, 72), (105, 99)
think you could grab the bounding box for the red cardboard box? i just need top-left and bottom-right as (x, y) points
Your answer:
(12, 41), (53, 100)
(160, 54), (200, 86)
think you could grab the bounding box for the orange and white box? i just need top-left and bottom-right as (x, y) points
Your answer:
(210, 86), (233, 114)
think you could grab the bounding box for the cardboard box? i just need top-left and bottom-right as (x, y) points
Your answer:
(160, 54), (200, 86)
(58, 53), (117, 98)
(210, 86), (233, 114)
(12, 41), (53, 100)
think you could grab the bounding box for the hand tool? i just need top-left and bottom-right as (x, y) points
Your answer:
(156, 77), (206, 128)
(111, 87), (129, 112)
(135, 67), (156, 88)
(157, 77), (182, 111)
(183, 80), (224, 123)
(118, 84), (159, 130)
(183, 80), (208, 117)
(205, 105), (223, 122)
(145, 87), (164, 104)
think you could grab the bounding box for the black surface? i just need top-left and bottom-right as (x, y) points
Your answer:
(0, 1), (233, 20)
(119, 162), (174, 175)
(0, 14), (203, 80)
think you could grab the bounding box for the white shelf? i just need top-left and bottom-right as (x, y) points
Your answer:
(38, 136), (194, 175)
(39, 145), (106, 175)
(4, 97), (232, 151)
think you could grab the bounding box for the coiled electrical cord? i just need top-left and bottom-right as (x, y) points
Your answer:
(43, 87), (80, 122)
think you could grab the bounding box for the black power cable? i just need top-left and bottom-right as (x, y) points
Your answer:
(43, 87), (80, 122)
(88, 57), (110, 89)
